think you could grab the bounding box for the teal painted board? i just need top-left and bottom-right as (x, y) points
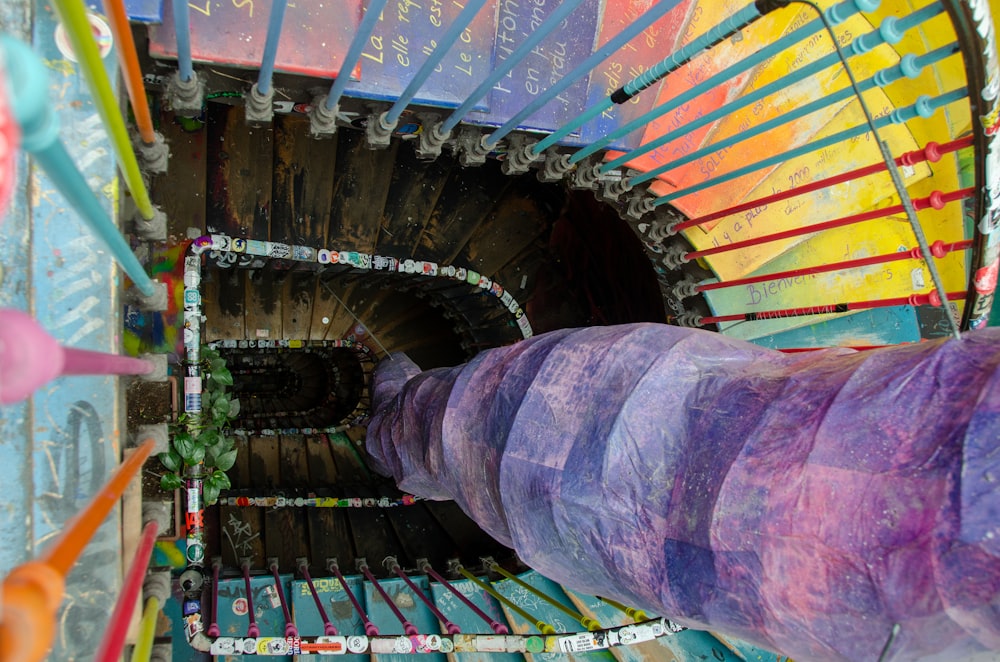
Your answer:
(343, 0), (497, 109)
(214, 575), (295, 659)
(470, 0), (602, 133)
(290, 575), (369, 660)
(364, 575), (447, 661)
(429, 577), (525, 662)
(576, 0), (691, 150)
(493, 571), (615, 661)
(745, 306), (921, 350)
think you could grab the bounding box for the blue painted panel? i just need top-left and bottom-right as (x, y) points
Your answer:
(429, 576), (524, 662)
(747, 306), (921, 350)
(3, 5), (127, 661)
(290, 575), (369, 660)
(493, 571), (615, 661)
(344, 0), (497, 109)
(471, 0), (601, 132)
(87, 0), (164, 24)
(215, 575), (295, 660)
(364, 575), (447, 661)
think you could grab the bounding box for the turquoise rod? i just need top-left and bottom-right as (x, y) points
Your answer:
(629, 44), (957, 186)
(325, 0), (390, 110)
(598, 2), (942, 172)
(652, 87), (968, 205)
(573, 0), (872, 164)
(533, 0), (786, 153)
(1, 36), (156, 297)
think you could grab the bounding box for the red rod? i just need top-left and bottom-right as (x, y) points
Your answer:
(360, 561), (418, 636)
(686, 189), (974, 261)
(697, 240), (974, 293)
(103, 0), (156, 143)
(673, 137), (974, 233)
(269, 560), (298, 638)
(299, 561), (337, 636)
(420, 561), (508, 634)
(206, 559), (221, 638)
(701, 290), (967, 325)
(327, 560), (379, 636)
(94, 520), (160, 662)
(387, 559), (460, 635)
(241, 559), (260, 638)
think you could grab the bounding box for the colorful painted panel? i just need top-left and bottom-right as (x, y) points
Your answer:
(472, 0), (602, 132)
(149, 0), (361, 79)
(747, 305), (921, 349)
(343, 0), (498, 108)
(576, 0), (692, 150)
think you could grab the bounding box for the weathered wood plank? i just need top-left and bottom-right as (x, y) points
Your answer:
(281, 271), (315, 340)
(378, 146), (453, 257)
(151, 111), (208, 239)
(201, 271), (247, 341)
(206, 103), (273, 240)
(220, 436), (264, 567)
(269, 435), (310, 571)
(415, 160), (511, 264)
(307, 434), (356, 570)
(244, 271), (284, 342)
(329, 129), (400, 252)
(272, 114), (337, 248)
(454, 177), (558, 277)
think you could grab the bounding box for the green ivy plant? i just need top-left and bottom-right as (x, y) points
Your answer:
(159, 345), (241, 505)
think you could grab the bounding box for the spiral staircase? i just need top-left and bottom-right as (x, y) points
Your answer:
(1, 0), (998, 659)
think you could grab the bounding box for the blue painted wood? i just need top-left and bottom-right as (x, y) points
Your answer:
(745, 306), (921, 349)
(0, 4), (127, 660)
(363, 575), (447, 661)
(429, 576), (525, 661)
(471, 0), (601, 133)
(88, 0), (164, 24)
(342, 0), (497, 109)
(214, 575), (295, 659)
(290, 575), (369, 660)
(493, 570), (616, 661)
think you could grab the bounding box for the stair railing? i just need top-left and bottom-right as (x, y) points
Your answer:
(1, 35), (159, 298)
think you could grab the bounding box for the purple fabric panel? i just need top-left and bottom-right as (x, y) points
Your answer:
(366, 324), (1000, 661)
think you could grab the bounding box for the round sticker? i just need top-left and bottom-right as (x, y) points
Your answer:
(232, 597), (249, 616)
(526, 636), (544, 653)
(347, 636), (368, 654)
(55, 13), (113, 62)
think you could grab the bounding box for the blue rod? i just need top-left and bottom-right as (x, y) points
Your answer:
(172, 0), (194, 82)
(325, 0), (390, 110)
(2, 35), (156, 297)
(481, 0), (685, 149)
(651, 87), (967, 206)
(439, 0), (588, 135)
(596, 1), (940, 171)
(629, 44), (956, 186)
(534, 0), (782, 153)
(256, 0), (289, 95)
(575, 0), (865, 165)
(384, 0), (491, 125)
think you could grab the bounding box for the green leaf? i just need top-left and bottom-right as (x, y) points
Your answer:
(228, 398), (241, 418)
(188, 443), (206, 466)
(173, 432), (195, 461)
(210, 358), (227, 375)
(158, 450), (182, 473)
(203, 482), (221, 506)
(200, 345), (221, 362)
(209, 469), (232, 491)
(160, 473), (184, 491)
(211, 365), (234, 387)
(198, 428), (220, 449)
(215, 448), (238, 472)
